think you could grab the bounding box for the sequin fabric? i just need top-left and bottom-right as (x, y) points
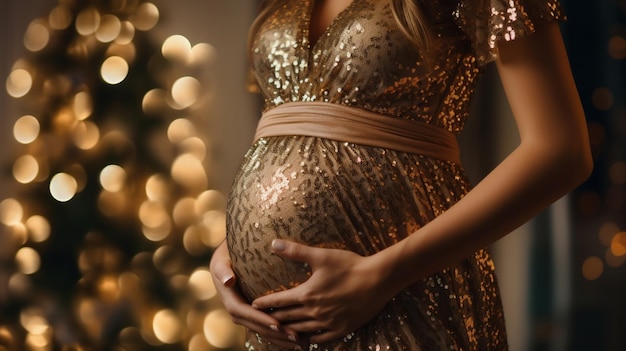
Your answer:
(226, 0), (563, 350)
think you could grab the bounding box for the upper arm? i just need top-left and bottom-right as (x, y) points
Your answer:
(494, 21), (590, 155)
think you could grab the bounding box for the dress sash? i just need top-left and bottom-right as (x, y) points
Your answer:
(254, 102), (461, 164)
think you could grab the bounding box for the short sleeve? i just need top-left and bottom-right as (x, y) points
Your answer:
(453, 0), (566, 65)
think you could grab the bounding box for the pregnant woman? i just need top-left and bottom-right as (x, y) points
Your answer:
(211, 0), (592, 350)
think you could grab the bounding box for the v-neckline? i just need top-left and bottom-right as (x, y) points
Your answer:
(306, 0), (357, 50)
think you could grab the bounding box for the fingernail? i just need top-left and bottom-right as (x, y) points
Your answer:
(269, 324), (279, 332)
(272, 239), (286, 252)
(251, 303), (260, 309)
(288, 334), (298, 342)
(222, 275), (235, 287)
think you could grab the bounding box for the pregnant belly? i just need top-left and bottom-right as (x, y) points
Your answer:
(224, 136), (449, 301)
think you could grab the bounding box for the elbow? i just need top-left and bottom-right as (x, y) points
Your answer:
(539, 123), (594, 190)
(561, 140), (594, 190)
(527, 136), (594, 194)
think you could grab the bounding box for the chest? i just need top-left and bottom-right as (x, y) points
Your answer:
(252, 0), (409, 67)
(309, 0), (355, 46)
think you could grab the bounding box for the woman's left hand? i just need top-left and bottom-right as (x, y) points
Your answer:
(251, 239), (398, 345)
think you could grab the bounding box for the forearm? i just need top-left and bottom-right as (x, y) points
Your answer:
(375, 139), (591, 293)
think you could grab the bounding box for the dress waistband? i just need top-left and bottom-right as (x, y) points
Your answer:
(254, 102), (461, 164)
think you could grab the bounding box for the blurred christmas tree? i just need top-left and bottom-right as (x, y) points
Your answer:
(0, 0), (243, 350)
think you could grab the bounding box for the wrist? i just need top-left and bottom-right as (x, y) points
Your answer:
(366, 246), (410, 298)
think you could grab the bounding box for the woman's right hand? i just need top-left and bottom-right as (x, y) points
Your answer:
(209, 240), (302, 349)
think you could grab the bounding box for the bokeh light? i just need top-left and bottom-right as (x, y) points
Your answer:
(98, 275), (121, 302)
(6, 68), (33, 98)
(13, 154), (39, 184)
(170, 76), (201, 109)
(203, 310), (240, 348)
(75, 7), (101, 36)
(582, 256), (604, 281)
(139, 199), (172, 241)
(189, 333), (211, 351)
(73, 121), (100, 149)
(130, 2), (159, 31)
(139, 200), (169, 229)
(20, 308), (49, 335)
(183, 224), (209, 256)
(25, 332), (51, 350)
(189, 43), (217, 66)
(49, 172), (78, 202)
(13, 115), (40, 144)
(167, 118), (196, 143)
(15, 247), (41, 275)
(162, 35), (191, 62)
(610, 232), (626, 257)
(201, 210), (226, 248)
(153, 309), (183, 344)
(116, 21), (135, 44)
(0, 327), (15, 349)
(24, 20), (50, 52)
(49, 5), (72, 30)
(195, 190), (226, 214)
(0, 198), (24, 226)
(25, 215), (51, 243)
(173, 197), (197, 227)
(145, 174), (170, 201)
(171, 154), (207, 192)
(95, 14), (122, 43)
(142, 221), (172, 242)
(99, 164), (126, 192)
(188, 268), (217, 300)
(100, 56), (129, 84)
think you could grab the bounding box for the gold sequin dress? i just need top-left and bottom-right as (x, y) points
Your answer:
(226, 0), (564, 350)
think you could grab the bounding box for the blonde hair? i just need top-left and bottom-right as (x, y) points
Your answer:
(389, 0), (432, 48)
(248, 0), (432, 51)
